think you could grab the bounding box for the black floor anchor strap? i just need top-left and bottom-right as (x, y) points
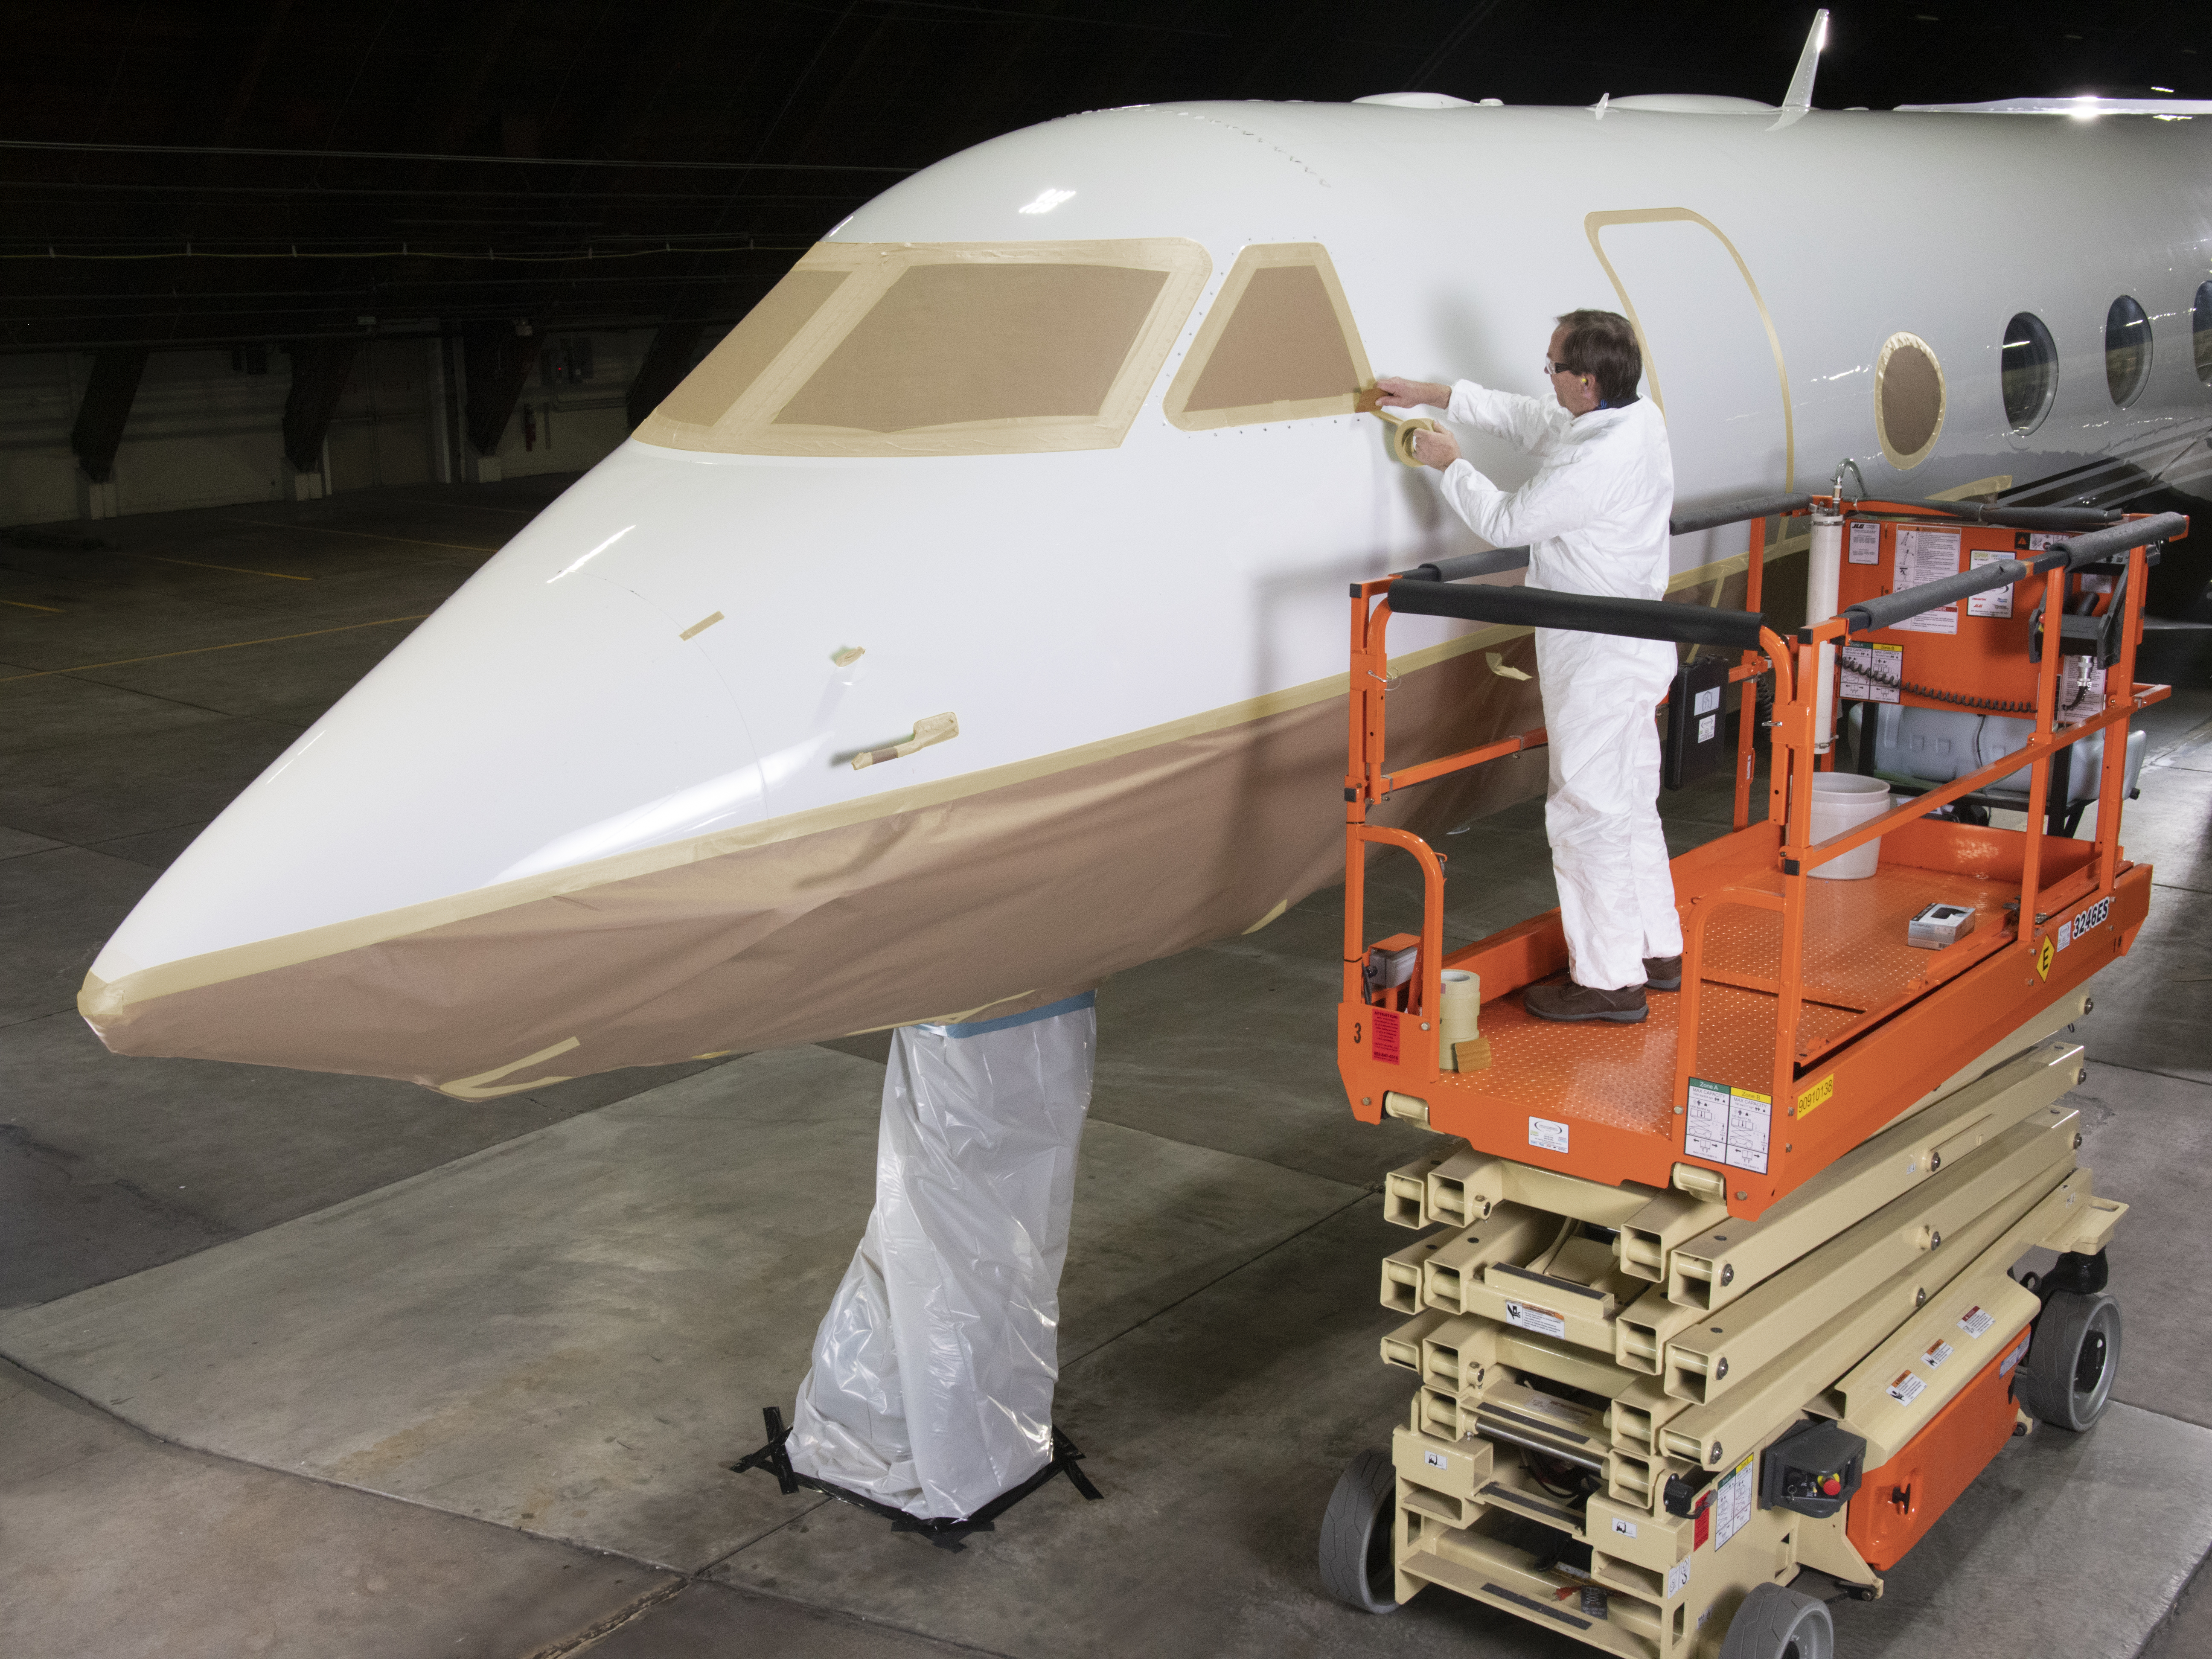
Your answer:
(731, 1406), (1103, 1551)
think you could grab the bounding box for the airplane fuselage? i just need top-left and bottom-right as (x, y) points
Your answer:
(83, 99), (2212, 1092)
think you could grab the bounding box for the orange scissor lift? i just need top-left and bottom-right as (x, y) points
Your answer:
(1317, 494), (2185, 1659)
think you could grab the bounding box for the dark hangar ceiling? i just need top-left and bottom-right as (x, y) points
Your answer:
(1, 0), (2205, 357)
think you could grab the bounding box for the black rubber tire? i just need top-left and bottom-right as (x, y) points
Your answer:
(1718, 1582), (1835, 1659)
(1318, 1449), (1400, 1614)
(2017, 1289), (2122, 1432)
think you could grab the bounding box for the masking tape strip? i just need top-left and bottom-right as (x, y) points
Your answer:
(852, 711), (959, 771)
(441, 1035), (581, 1100)
(680, 611), (724, 640)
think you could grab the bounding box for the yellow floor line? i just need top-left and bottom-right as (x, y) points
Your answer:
(0, 615), (429, 684)
(2, 598), (63, 612)
(115, 552), (312, 581)
(226, 517), (498, 555)
(383, 492), (539, 518)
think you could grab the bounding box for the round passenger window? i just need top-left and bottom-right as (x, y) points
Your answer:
(1875, 332), (1945, 469)
(2194, 281), (2212, 387)
(2000, 312), (2058, 432)
(2105, 295), (2152, 406)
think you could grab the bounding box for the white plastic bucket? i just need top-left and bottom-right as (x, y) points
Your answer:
(1808, 773), (1890, 880)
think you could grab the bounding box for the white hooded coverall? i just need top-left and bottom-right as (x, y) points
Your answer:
(1434, 381), (1682, 993)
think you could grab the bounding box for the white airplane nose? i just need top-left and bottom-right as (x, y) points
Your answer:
(91, 502), (762, 986)
(78, 449), (830, 1091)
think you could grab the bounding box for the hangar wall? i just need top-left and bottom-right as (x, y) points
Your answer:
(0, 326), (681, 527)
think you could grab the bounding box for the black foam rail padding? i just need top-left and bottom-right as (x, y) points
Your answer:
(1668, 492), (1812, 536)
(1900, 500), (2120, 533)
(1412, 545), (1531, 583)
(2030, 512), (2189, 573)
(1843, 557), (2031, 634)
(1388, 577), (1767, 650)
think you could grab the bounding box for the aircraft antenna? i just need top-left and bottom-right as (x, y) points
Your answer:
(1782, 9), (1829, 113)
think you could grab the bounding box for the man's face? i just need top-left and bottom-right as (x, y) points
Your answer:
(1545, 324), (1597, 414)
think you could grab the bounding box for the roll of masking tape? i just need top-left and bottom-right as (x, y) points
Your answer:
(1387, 415), (1443, 469)
(1440, 969), (1481, 1066)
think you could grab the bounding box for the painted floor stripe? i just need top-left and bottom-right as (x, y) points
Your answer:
(0, 615), (429, 684)
(226, 517), (498, 555)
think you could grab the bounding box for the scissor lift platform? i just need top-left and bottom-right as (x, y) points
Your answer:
(1336, 499), (2170, 1222)
(1343, 816), (2147, 1216)
(1318, 495), (2183, 1657)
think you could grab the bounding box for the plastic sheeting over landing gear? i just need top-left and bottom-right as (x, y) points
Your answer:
(785, 992), (1095, 1520)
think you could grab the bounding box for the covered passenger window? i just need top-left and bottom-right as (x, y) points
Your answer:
(1874, 331), (1945, 470)
(1163, 244), (1372, 431)
(634, 239), (1211, 458)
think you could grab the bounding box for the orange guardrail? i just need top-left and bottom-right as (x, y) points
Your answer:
(1338, 498), (2179, 1217)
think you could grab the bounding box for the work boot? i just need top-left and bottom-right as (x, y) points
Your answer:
(1642, 955), (1682, 992)
(1524, 980), (1648, 1024)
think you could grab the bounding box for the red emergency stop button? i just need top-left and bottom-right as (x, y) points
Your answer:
(1820, 1475), (1842, 1496)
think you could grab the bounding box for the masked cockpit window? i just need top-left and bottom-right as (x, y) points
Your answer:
(1164, 243), (1372, 431)
(635, 239), (1211, 457)
(651, 270), (848, 431)
(775, 263), (1170, 432)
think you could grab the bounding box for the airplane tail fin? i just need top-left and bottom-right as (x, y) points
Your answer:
(1783, 9), (1829, 113)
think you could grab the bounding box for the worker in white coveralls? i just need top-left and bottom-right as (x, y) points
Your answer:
(1375, 309), (1682, 1025)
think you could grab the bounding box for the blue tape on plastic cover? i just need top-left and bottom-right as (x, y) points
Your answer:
(929, 990), (1097, 1040)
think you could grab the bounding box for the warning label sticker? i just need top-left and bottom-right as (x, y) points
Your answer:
(1840, 640), (1903, 704)
(1958, 1305), (1995, 1338)
(1685, 1077), (1772, 1173)
(1666, 1557), (1693, 1599)
(1372, 1009), (1400, 1065)
(2002, 1335), (2030, 1377)
(1424, 1448), (1449, 1470)
(1504, 1300), (1568, 1341)
(1849, 521), (1882, 565)
(1923, 1340), (1955, 1370)
(1887, 1371), (1927, 1405)
(1528, 1115), (1570, 1155)
(1697, 712), (1718, 744)
(1611, 1516), (1639, 1540)
(1892, 527), (1964, 635)
(1967, 549), (2016, 618)
(1712, 1453), (1757, 1551)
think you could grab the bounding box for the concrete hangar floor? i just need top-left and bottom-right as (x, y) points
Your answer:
(2, 478), (2210, 1659)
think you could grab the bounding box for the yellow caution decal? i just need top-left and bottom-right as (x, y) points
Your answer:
(2036, 936), (2055, 980)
